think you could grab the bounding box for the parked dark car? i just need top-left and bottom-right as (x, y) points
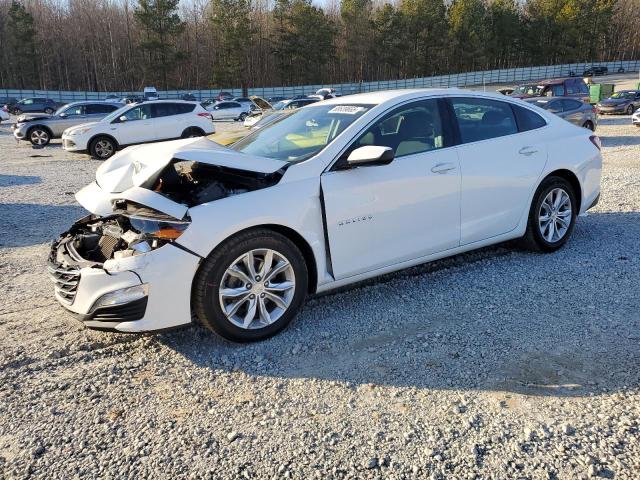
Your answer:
(0, 97), (18, 108)
(583, 65), (608, 77)
(10, 97), (61, 115)
(267, 96), (288, 103)
(511, 78), (591, 103)
(496, 87), (515, 96)
(525, 97), (597, 131)
(181, 93), (197, 101)
(596, 90), (640, 115)
(216, 91), (234, 101)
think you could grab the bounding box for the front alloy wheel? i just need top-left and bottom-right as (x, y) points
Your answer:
(626, 105), (634, 115)
(219, 249), (296, 330)
(29, 128), (50, 146)
(90, 137), (116, 160)
(193, 229), (308, 342)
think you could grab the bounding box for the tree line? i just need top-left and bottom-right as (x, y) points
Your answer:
(0, 0), (638, 93)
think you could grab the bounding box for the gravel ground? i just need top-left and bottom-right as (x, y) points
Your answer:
(0, 113), (639, 480)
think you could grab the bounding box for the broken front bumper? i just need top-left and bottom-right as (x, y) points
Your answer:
(48, 217), (201, 332)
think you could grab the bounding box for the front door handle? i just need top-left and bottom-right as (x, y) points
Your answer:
(519, 146), (538, 156)
(431, 162), (456, 174)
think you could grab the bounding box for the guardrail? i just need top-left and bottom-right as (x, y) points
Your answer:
(2, 60), (638, 103)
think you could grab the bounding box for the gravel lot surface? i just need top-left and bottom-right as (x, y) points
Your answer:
(1, 111), (639, 479)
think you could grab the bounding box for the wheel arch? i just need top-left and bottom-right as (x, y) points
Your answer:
(88, 133), (119, 150)
(27, 124), (53, 138)
(196, 224), (319, 295)
(181, 126), (205, 137)
(541, 169), (582, 212)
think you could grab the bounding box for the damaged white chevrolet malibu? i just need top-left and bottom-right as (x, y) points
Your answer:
(49, 89), (602, 341)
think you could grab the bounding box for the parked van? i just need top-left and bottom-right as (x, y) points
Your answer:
(143, 87), (159, 101)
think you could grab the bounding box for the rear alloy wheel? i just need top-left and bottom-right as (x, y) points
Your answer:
(238, 112), (247, 122)
(193, 229), (308, 342)
(625, 105), (634, 115)
(521, 176), (577, 252)
(89, 136), (116, 160)
(29, 128), (50, 146)
(582, 121), (594, 131)
(44, 107), (54, 115)
(181, 127), (204, 138)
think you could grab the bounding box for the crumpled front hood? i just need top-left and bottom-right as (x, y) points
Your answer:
(95, 137), (288, 194)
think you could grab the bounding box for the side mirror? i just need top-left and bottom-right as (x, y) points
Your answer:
(347, 146), (394, 167)
(119, 115), (128, 122)
(214, 106), (220, 110)
(59, 112), (67, 118)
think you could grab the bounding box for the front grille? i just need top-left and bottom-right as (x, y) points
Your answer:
(47, 261), (80, 305)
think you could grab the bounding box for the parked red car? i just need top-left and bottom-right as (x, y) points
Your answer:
(511, 78), (591, 103)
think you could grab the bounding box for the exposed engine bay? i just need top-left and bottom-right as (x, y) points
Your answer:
(53, 213), (188, 267)
(140, 159), (286, 207)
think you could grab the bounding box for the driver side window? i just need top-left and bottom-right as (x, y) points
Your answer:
(349, 99), (445, 159)
(121, 105), (152, 121)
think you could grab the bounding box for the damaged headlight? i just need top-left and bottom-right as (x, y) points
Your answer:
(128, 217), (190, 241)
(93, 284), (149, 310)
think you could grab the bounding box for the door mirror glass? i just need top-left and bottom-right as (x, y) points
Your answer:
(119, 115), (128, 122)
(347, 146), (394, 167)
(59, 112), (67, 118)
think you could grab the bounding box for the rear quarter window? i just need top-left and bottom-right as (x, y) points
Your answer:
(175, 103), (196, 114)
(512, 104), (547, 132)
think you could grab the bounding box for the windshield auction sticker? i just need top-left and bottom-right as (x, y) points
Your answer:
(328, 106), (367, 115)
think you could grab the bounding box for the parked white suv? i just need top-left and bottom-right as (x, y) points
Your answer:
(62, 100), (215, 159)
(206, 101), (252, 121)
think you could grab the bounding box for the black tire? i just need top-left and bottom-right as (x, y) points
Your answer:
(625, 105), (633, 115)
(89, 136), (117, 160)
(582, 121), (594, 131)
(193, 228), (308, 342)
(238, 112), (247, 122)
(181, 127), (205, 138)
(520, 176), (577, 253)
(44, 107), (54, 114)
(28, 127), (51, 146)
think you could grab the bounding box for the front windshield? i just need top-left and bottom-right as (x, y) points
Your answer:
(232, 104), (372, 162)
(610, 91), (634, 99)
(102, 104), (133, 122)
(54, 104), (72, 115)
(513, 85), (542, 96)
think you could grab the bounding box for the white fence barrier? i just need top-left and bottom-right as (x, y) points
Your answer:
(2, 60), (638, 103)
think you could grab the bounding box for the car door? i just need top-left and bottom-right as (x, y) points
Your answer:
(560, 99), (584, 126)
(53, 104), (89, 135)
(450, 97), (548, 245)
(321, 98), (461, 279)
(152, 103), (190, 139)
(109, 104), (156, 145)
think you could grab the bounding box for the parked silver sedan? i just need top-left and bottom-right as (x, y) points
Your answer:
(12, 101), (122, 146)
(524, 97), (598, 131)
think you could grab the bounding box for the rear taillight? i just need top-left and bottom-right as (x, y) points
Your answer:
(197, 112), (213, 120)
(589, 135), (601, 151)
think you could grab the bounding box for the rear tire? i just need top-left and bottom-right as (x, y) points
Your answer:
(193, 229), (308, 342)
(89, 136), (117, 160)
(28, 127), (51, 146)
(625, 105), (633, 115)
(520, 176), (577, 253)
(181, 127), (205, 138)
(238, 112), (247, 122)
(44, 107), (54, 115)
(582, 121), (594, 131)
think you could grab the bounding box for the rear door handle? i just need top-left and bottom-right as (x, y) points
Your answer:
(431, 162), (457, 174)
(519, 146), (538, 156)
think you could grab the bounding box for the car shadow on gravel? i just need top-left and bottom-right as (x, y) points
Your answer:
(0, 174), (41, 187)
(160, 211), (640, 398)
(0, 203), (85, 248)
(598, 116), (634, 126)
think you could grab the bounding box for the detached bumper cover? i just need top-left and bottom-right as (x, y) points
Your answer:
(48, 222), (201, 332)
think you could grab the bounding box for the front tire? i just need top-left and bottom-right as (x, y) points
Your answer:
(238, 112), (247, 122)
(89, 136), (117, 160)
(28, 127), (51, 146)
(625, 105), (633, 115)
(193, 229), (308, 342)
(44, 107), (54, 114)
(521, 176), (577, 252)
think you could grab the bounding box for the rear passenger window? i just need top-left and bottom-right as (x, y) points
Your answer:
(451, 98), (518, 143)
(153, 103), (178, 117)
(175, 103), (195, 114)
(87, 104), (118, 114)
(512, 104), (547, 132)
(561, 99), (582, 112)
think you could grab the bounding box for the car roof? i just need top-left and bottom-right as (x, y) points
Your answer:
(312, 88), (491, 106)
(64, 100), (122, 106)
(537, 78), (574, 85)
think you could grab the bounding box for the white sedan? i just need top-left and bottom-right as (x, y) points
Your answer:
(49, 89), (602, 341)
